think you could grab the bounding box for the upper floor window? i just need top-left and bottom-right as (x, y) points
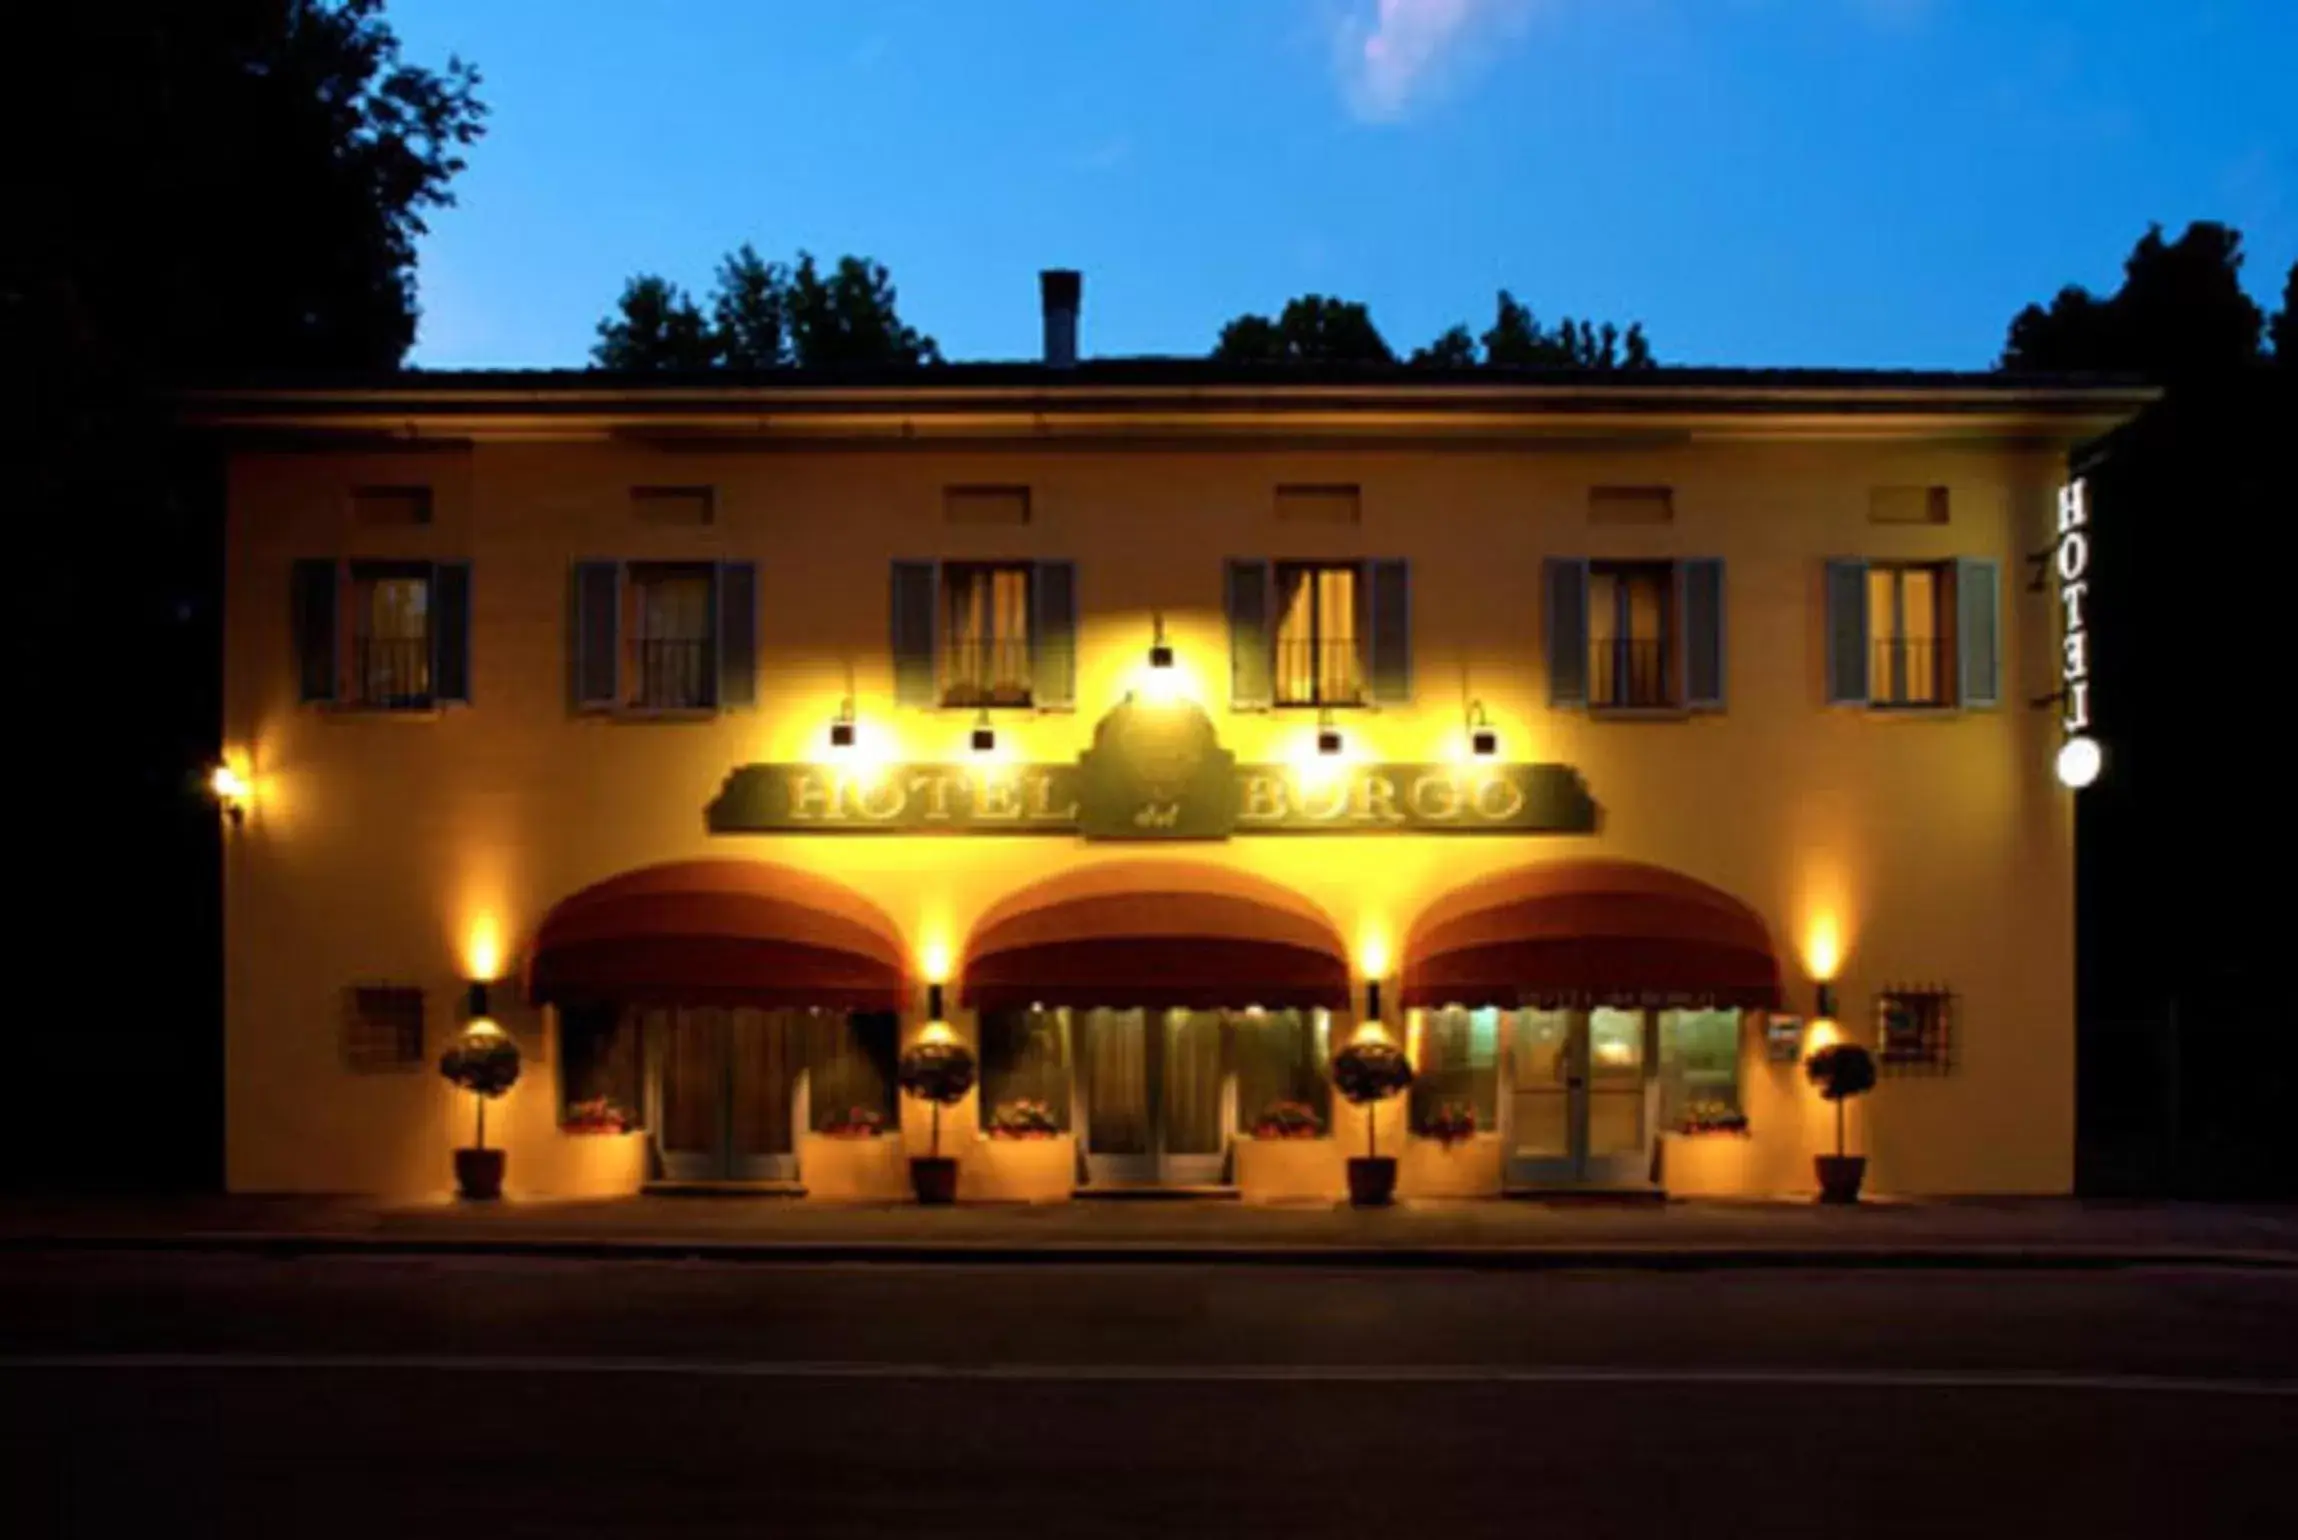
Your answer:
(889, 560), (1076, 712)
(292, 558), (470, 711)
(571, 560), (757, 716)
(941, 563), (1035, 708)
(1225, 559), (1411, 710)
(1274, 562), (1363, 707)
(1544, 558), (1724, 713)
(1824, 557), (1998, 711)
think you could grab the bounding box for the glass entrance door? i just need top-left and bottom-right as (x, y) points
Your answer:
(1078, 1007), (1229, 1186)
(1504, 1007), (1655, 1187)
(652, 1006), (800, 1182)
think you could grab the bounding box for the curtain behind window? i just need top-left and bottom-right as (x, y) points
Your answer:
(1233, 1008), (1329, 1132)
(979, 1008), (1072, 1128)
(1410, 1006), (1500, 1132)
(805, 1011), (899, 1132)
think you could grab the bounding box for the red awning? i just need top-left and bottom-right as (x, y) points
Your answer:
(961, 861), (1351, 1013)
(525, 860), (909, 1011)
(1402, 859), (1783, 1011)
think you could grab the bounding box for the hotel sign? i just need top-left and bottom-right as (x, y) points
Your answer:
(2053, 478), (2103, 788)
(707, 699), (1597, 840)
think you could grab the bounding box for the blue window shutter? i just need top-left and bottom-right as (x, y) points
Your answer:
(1955, 557), (2001, 708)
(571, 561), (621, 710)
(1365, 559), (1412, 705)
(1544, 558), (1589, 708)
(1226, 560), (1272, 710)
(716, 561), (758, 709)
(1680, 558), (1725, 710)
(890, 561), (939, 707)
(1032, 560), (1078, 710)
(432, 562), (472, 704)
(291, 559), (339, 704)
(1824, 559), (1870, 705)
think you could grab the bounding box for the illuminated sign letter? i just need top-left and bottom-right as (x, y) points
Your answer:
(1472, 775), (1527, 823)
(1408, 775), (1461, 822)
(787, 771), (836, 821)
(1353, 774), (1406, 826)
(1238, 774), (1289, 823)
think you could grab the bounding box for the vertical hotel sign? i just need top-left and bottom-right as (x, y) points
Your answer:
(2054, 479), (2102, 788)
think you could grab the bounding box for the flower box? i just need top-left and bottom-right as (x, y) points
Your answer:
(964, 1132), (1076, 1203)
(801, 1131), (908, 1200)
(1236, 1134), (1345, 1203)
(1400, 1131), (1502, 1197)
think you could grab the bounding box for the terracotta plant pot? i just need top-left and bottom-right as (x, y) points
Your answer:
(1815, 1154), (1867, 1205)
(1346, 1155), (1398, 1208)
(453, 1148), (506, 1201)
(909, 1155), (960, 1205)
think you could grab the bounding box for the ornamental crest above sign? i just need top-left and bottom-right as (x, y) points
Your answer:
(706, 699), (1598, 841)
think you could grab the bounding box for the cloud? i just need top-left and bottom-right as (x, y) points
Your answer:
(1333, 0), (1533, 123)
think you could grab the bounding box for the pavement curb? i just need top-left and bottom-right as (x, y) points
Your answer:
(3, 1232), (2292, 1271)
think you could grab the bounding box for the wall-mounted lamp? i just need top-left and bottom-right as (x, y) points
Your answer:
(1147, 612), (1175, 671)
(463, 980), (505, 1039)
(970, 709), (997, 755)
(926, 981), (947, 1022)
(1814, 981), (1838, 1021)
(208, 764), (251, 827)
(828, 697), (857, 750)
(1316, 708), (1344, 757)
(1364, 978), (1384, 1023)
(1466, 701), (1498, 758)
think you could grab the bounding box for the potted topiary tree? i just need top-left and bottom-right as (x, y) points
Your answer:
(439, 1024), (522, 1200)
(1331, 1037), (1414, 1207)
(1804, 1041), (1878, 1204)
(897, 1038), (977, 1204)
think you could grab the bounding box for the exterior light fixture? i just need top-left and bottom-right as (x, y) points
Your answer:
(1364, 978), (1384, 1023)
(970, 710), (997, 755)
(1148, 612), (1175, 671)
(463, 980), (505, 1039)
(1814, 981), (1838, 1021)
(1467, 701), (1498, 758)
(829, 698), (857, 750)
(926, 981), (946, 1022)
(2056, 735), (2102, 790)
(1316, 708), (1343, 757)
(208, 763), (251, 826)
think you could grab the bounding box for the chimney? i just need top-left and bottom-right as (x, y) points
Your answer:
(1040, 269), (1081, 369)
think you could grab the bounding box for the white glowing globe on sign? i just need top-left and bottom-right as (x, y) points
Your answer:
(2056, 735), (2103, 789)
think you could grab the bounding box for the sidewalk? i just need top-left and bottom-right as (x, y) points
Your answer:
(4, 1193), (2292, 1269)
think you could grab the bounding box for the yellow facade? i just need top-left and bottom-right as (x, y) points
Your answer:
(206, 375), (2146, 1201)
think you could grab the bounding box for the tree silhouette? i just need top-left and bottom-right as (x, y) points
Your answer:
(2001, 221), (2267, 384)
(591, 248), (937, 370)
(1408, 292), (1654, 369)
(1212, 295), (1393, 364)
(2273, 259), (2297, 368)
(1408, 325), (1479, 368)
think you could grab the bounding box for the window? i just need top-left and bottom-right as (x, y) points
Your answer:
(292, 559), (471, 710)
(1867, 562), (1949, 707)
(1588, 562), (1676, 708)
(1410, 1007), (1500, 1135)
(559, 1003), (645, 1127)
(342, 986), (425, 1072)
(624, 562), (718, 710)
(979, 1008), (1073, 1130)
(1273, 563), (1362, 706)
(941, 563), (1035, 707)
(1657, 1009), (1744, 1131)
(1878, 986), (1954, 1073)
(805, 1012), (901, 1132)
(1233, 1008), (1330, 1133)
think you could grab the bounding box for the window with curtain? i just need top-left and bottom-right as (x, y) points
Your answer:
(559, 1003), (645, 1129)
(347, 563), (433, 708)
(941, 563), (1034, 707)
(1272, 563), (1362, 706)
(1867, 562), (1950, 707)
(979, 1008), (1072, 1130)
(1233, 1008), (1330, 1133)
(1657, 1009), (1745, 1131)
(623, 562), (716, 710)
(804, 1012), (900, 1132)
(1588, 562), (1676, 708)
(1410, 1006), (1501, 1133)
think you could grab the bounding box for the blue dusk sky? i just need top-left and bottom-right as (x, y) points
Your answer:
(391, 0), (2294, 371)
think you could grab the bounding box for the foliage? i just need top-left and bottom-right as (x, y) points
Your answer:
(820, 1105), (888, 1139)
(1804, 1043), (1877, 1103)
(1252, 1100), (1326, 1140)
(1675, 1100), (1750, 1137)
(562, 1097), (633, 1135)
(1419, 1100), (1478, 1147)
(2274, 260), (2297, 367)
(1330, 1038), (1414, 1107)
(592, 247), (939, 371)
(1213, 295), (1394, 364)
(439, 1029), (521, 1099)
(2000, 222), (2269, 386)
(897, 1040), (977, 1107)
(986, 1099), (1063, 1139)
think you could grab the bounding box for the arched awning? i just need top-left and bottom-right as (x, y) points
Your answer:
(525, 860), (910, 1012)
(960, 862), (1351, 1013)
(1402, 859), (1783, 1011)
